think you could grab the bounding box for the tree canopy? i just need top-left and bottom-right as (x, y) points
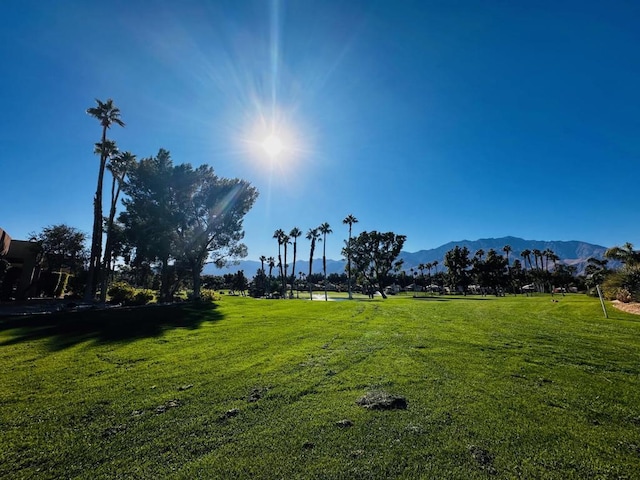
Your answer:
(343, 230), (406, 299)
(120, 149), (258, 300)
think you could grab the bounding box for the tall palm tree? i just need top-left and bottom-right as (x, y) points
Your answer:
(532, 249), (542, 271)
(306, 228), (321, 300)
(503, 244), (512, 293)
(100, 150), (136, 301)
(259, 255), (267, 274)
(520, 249), (532, 271)
(542, 248), (555, 272)
(319, 222), (332, 301)
(426, 262), (433, 291)
(267, 256), (276, 278)
(289, 227), (302, 298)
(282, 233), (290, 298)
(267, 256), (276, 296)
(85, 99), (125, 301)
(342, 214), (358, 299)
(502, 245), (512, 266)
(273, 229), (285, 297)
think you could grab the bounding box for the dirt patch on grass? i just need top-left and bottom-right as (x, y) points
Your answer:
(357, 391), (407, 410)
(611, 301), (640, 315)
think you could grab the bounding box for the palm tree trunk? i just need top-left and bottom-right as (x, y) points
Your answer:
(347, 226), (353, 300)
(290, 241), (297, 299)
(84, 126), (108, 301)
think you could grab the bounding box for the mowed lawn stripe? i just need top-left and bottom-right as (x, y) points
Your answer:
(1, 294), (639, 478)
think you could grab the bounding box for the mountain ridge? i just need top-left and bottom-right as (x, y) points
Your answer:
(204, 236), (610, 276)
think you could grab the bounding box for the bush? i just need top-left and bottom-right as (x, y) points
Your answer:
(616, 288), (633, 303)
(107, 281), (136, 304)
(132, 289), (155, 305)
(190, 289), (217, 303)
(602, 267), (640, 302)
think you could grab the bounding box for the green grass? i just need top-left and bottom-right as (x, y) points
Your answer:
(1, 294), (639, 479)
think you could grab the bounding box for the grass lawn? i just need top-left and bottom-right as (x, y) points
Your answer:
(1, 294), (639, 479)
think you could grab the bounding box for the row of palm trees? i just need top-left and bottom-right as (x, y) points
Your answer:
(519, 247), (560, 273)
(263, 215), (359, 301)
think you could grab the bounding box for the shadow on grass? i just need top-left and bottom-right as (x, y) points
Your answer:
(410, 295), (492, 301)
(0, 303), (223, 351)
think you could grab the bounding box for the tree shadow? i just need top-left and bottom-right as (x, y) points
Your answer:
(0, 303), (223, 351)
(411, 295), (492, 301)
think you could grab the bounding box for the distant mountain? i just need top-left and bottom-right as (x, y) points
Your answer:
(399, 236), (609, 275)
(203, 258), (346, 277)
(203, 236), (610, 277)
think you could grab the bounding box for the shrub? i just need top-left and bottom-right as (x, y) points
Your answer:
(190, 289), (217, 303)
(107, 281), (136, 304)
(132, 289), (155, 305)
(616, 288), (633, 303)
(602, 267), (640, 302)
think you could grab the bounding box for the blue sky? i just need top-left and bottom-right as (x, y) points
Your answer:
(1, 0), (639, 262)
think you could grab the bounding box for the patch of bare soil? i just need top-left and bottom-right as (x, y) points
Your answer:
(611, 301), (640, 315)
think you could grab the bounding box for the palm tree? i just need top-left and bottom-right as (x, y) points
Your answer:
(503, 244), (512, 294)
(267, 256), (276, 296)
(267, 256), (276, 278)
(306, 228), (321, 300)
(503, 245), (512, 266)
(273, 229), (285, 297)
(289, 227), (302, 298)
(520, 249), (532, 271)
(319, 222), (332, 301)
(100, 150), (136, 301)
(605, 242), (640, 266)
(532, 249), (542, 271)
(259, 255), (267, 274)
(543, 248), (555, 272)
(282, 233), (290, 298)
(342, 214), (359, 299)
(85, 99), (125, 301)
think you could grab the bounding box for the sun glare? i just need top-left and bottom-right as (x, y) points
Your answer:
(262, 134), (283, 158)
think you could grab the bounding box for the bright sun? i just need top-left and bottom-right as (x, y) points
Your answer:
(261, 134), (283, 158)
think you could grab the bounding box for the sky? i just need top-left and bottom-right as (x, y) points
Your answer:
(1, 0), (639, 262)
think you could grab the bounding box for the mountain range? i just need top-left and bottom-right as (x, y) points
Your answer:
(203, 236), (610, 277)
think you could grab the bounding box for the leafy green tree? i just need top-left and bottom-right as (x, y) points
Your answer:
(171, 166), (258, 300)
(444, 246), (472, 293)
(120, 149), (176, 301)
(319, 222), (332, 301)
(342, 214), (358, 299)
(86, 98), (124, 300)
(343, 230), (406, 299)
(121, 149), (257, 301)
(29, 224), (87, 274)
